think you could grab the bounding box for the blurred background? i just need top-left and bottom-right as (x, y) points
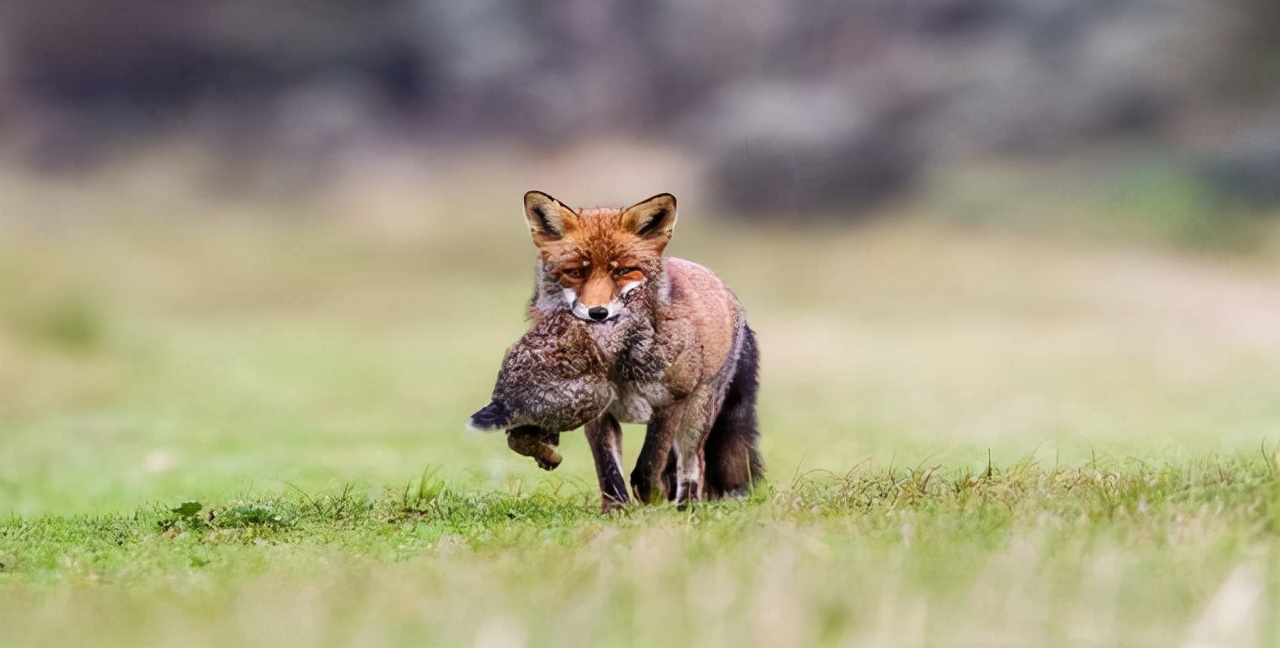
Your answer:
(3, 0), (1280, 515)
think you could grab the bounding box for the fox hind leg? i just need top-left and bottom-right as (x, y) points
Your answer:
(661, 450), (676, 501)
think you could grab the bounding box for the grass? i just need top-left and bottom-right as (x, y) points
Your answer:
(4, 459), (1280, 646)
(3, 146), (1280, 646)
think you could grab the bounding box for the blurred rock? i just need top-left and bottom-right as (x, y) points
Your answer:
(695, 80), (920, 217)
(914, 1), (1180, 158)
(708, 130), (918, 217)
(1200, 129), (1280, 208)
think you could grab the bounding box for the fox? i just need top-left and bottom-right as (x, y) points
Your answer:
(468, 308), (615, 471)
(521, 190), (762, 510)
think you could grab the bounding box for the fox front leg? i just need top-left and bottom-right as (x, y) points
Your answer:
(672, 434), (707, 509)
(669, 387), (725, 509)
(631, 413), (677, 504)
(585, 413), (629, 512)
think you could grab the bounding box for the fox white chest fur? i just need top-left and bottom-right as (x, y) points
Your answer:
(609, 380), (673, 424)
(579, 310), (676, 424)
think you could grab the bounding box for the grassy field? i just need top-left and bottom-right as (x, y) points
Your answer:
(3, 149), (1280, 646)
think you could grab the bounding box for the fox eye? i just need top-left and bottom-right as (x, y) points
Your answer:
(561, 267), (586, 280)
(612, 266), (640, 278)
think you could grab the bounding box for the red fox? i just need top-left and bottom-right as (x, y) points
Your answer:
(520, 190), (762, 510)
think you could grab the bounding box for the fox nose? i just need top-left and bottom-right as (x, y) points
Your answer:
(587, 306), (609, 321)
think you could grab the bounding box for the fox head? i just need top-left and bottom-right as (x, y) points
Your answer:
(523, 191), (677, 322)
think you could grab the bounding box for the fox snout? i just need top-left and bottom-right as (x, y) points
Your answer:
(567, 296), (623, 322)
(563, 281), (642, 323)
(563, 288), (627, 323)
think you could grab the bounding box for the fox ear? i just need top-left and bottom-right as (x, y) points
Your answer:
(524, 191), (579, 244)
(621, 193), (678, 240)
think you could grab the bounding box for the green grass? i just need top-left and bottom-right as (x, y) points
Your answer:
(3, 148), (1280, 646)
(4, 459), (1280, 646)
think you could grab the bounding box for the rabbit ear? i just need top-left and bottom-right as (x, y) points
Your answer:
(466, 400), (510, 433)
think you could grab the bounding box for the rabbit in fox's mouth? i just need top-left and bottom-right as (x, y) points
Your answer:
(468, 308), (614, 471)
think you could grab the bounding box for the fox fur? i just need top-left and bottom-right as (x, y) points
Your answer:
(468, 308), (615, 470)
(521, 190), (763, 510)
